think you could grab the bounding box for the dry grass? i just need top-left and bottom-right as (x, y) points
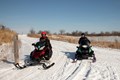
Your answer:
(48, 35), (78, 43)
(27, 34), (120, 49)
(0, 28), (16, 61)
(91, 41), (120, 49)
(0, 28), (16, 45)
(27, 33), (40, 38)
(49, 35), (120, 49)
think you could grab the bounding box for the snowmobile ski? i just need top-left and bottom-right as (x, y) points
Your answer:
(92, 57), (96, 63)
(14, 63), (25, 69)
(14, 62), (55, 69)
(72, 59), (78, 63)
(42, 62), (55, 69)
(72, 60), (77, 63)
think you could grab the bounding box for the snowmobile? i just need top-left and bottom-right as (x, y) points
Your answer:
(30, 42), (52, 61)
(74, 40), (96, 62)
(14, 42), (54, 69)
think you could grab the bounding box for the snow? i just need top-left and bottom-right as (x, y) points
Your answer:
(0, 35), (120, 80)
(88, 36), (120, 42)
(75, 36), (120, 42)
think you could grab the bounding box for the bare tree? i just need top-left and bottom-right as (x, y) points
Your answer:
(38, 30), (42, 34)
(0, 24), (6, 30)
(44, 30), (51, 34)
(59, 29), (65, 35)
(30, 28), (35, 34)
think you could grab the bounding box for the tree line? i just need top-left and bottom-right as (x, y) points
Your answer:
(29, 28), (120, 36)
(1, 24), (119, 36)
(64, 30), (120, 36)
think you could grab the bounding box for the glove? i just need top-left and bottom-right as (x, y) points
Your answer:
(32, 43), (36, 46)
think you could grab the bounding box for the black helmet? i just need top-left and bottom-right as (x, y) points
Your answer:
(81, 33), (85, 36)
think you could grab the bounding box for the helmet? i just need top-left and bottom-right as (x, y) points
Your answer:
(81, 33), (85, 36)
(41, 31), (46, 35)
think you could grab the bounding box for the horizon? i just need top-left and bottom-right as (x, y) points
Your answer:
(0, 0), (120, 34)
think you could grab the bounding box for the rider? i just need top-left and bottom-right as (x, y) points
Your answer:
(32, 31), (52, 60)
(78, 33), (90, 46)
(74, 33), (93, 61)
(39, 31), (52, 50)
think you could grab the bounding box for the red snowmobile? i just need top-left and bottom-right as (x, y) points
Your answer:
(14, 42), (54, 69)
(30, 42), (52, 61)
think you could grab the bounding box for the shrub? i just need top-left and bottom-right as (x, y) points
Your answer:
(0, 28), (16, 45)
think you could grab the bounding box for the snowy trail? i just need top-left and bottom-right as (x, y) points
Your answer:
(0, 35), (120, 80)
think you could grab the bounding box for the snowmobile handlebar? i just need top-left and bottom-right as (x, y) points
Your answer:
(32, 43), (39, 50)
(32, 43), (36, 46)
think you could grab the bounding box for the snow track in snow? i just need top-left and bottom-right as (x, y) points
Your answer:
(66, 60), (92, 80)
(0, 35), (120, 80)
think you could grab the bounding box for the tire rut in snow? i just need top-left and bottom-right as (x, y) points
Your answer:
(65, 60), (83, 80)
(66, 60), (92, 80)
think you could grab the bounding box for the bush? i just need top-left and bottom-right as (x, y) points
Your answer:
(0, 28), (16, 45)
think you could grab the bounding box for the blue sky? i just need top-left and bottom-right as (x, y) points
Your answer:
(0, 0), (120, 34)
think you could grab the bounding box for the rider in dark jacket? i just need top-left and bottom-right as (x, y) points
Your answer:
(39, 31), (52, 49)
(74, 33), (91, 61)
(78, 33), (90, 46)
(74, 33), (96, 62)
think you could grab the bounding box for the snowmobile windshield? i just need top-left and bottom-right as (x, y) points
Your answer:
(80, 39), (90, 46)
(35, 42), (46, 48)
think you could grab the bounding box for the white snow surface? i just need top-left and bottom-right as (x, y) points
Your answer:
(0, 35), (120, 80)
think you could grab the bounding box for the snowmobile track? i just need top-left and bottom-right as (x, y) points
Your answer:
(65, 60), (92, 80)
(65, 60), (83, 80)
